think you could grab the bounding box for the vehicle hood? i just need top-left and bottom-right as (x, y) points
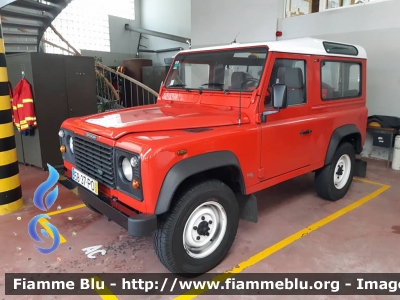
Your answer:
(64, 103), (249, 140)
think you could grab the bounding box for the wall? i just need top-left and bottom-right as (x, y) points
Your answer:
(139, 0), (191, 65)
(109, 15), (141, 55)
(80, 50), (134, 66)
(80, 2), (141, 66)
(191, 0), (280, 48)
(277, 0), (400, 160)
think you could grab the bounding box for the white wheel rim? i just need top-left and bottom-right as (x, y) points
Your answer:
(334, 154), (351, 189)
(183, 200), (227, 259)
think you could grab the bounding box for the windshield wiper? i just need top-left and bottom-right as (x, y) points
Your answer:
(167, 83), (187, 88)
(201, 82), (223, 88)
(200, 83), (228, 94)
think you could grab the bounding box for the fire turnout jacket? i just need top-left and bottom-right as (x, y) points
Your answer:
(12, 78), (37, 132)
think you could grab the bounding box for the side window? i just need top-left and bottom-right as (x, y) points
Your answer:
(321, 61), (361, 100)
(265, 58), (307, 108)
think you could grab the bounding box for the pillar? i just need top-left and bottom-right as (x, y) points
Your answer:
(0, 19), (23, 215)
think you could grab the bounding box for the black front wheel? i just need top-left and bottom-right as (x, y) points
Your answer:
(153, 179), (239, 275)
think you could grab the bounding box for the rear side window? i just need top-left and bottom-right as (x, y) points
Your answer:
(321, 61), (361, 100)
(323, 42), (358, 56)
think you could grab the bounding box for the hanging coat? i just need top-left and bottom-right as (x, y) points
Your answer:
(12, 78), (37, 133)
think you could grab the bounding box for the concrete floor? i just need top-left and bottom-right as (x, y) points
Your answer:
(0, 158), (399, 300)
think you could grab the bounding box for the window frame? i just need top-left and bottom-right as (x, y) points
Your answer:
(323, 41), (358, 56)
(284, 0), (391, 18)
(265, 57), (308, 108)
(164, 47), (269, 92)
(44, 0), (135, 54)
(320, 59), (362, 101)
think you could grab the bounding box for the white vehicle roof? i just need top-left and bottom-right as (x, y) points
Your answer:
(178, 37), (367, 59)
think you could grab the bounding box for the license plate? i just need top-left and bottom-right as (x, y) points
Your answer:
(72, 168), (98, 195)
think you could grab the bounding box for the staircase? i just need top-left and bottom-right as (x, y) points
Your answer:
(0, 0), (71, 53)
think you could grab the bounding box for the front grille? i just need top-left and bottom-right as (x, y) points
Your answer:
(74, 136), (115, 188)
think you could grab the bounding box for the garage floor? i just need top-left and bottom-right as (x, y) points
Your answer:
(1, 158), (399, 300)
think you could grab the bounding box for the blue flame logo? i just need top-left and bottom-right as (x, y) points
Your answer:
(28, 164), (61, 254)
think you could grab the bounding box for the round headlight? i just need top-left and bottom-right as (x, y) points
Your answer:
(122, 157), (133, 181)
(69, 136), (74, 154)
(130, 156), (139, 168)
(58, 129), (65, 138)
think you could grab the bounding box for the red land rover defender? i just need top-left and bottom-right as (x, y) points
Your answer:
(58, 38), (368, 274)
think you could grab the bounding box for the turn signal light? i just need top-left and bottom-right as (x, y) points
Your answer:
(60, 145), (66, 153)
(132, 179), (140, 189)
(177, 149), (187, 156)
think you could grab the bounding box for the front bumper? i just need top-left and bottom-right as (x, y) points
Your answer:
(56, 166), (157, 237)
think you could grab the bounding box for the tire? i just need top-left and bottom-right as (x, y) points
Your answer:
(315, 142), (355, 201)
(153, 179), (239, 275)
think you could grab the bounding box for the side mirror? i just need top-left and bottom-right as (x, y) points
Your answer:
(271, 84), (288, 109)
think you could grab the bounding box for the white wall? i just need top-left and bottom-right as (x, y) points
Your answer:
(80, 1), (140, 66)
(109, 15), (141, 55)
(80, 1), (140, 68)
(139, 0), (191, 65)
(191, 0), (280, 48)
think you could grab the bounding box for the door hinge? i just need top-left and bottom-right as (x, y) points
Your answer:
(258, 168), (265, 178)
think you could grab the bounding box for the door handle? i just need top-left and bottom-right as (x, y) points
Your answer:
(300, 129), (312, 135)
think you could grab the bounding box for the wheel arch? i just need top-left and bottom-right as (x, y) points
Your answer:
(154, 151), (245, 215)
(324, 124), (362, 165)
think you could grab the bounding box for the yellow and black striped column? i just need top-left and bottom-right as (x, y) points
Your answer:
(0, 20), (23, 215)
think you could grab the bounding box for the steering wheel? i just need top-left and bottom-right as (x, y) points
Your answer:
(241, 78), (259, 89)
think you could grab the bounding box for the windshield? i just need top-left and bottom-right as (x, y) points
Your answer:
(165, 48), (268, 92)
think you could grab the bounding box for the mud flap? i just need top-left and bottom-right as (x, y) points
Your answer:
(236, 193), (258, 223)
(354, 158), (367, 178)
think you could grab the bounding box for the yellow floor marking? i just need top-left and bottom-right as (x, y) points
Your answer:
(71, 187), (79, 196)
(58, 175), (67, 181)
(92, 276), (119, 300)
(175, 180), (391, 299)
(354, 177), (385, 186)
(28, 202), (86, 245)
(47, 204), (86, 216)
(38, 218), (67, 244)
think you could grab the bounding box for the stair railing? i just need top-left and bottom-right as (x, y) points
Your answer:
(42, 24), (159, 112)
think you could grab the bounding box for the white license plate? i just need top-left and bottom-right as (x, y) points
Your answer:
(72, 168), (98, 195)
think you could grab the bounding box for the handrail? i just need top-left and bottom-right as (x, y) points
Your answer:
(42, 24), (160, 110)
(125, 24), (191, 45)
(42, 39), (75, 55)
(96, 62), (159, 98)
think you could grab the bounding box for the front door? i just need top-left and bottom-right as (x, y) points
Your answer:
(260, 53), (314, 180)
